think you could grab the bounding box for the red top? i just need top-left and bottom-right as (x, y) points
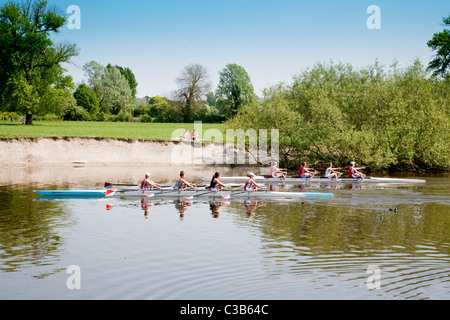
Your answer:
(349, 168), (357, 178)
(298, 166), (305, 178)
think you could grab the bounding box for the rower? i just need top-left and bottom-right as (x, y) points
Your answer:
(191, 129), (199, 141)
(183, 129), (190, 140)
(140, 172), (162, 190)
(348, 161), (366, 180)
(325, 162), (342, 180)
(269, 161), (287, 179)
(244, 172), (266, 191)
(173, 171), (196, 191)
(298, 162), (317, 179)
(208, 172), (230, 191)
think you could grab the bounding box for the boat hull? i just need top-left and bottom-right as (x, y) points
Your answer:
(200, 176), (426, 184)
(34, 190), (109, 197)
(109, 189), (333, 199)
(34, 189), (333, 199)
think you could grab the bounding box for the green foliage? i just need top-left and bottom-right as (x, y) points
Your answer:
(63, 105), (90, 121)
(133, 96), (174, 122)
(0, 0), (79, 124)
(427, 14), (450, 77)
(230, 60), (450, 171)
(82, 61), (134, 116)
(216, 64), (258, 118)
(73, 84), (100, 116)
(106, 64), (138, 97)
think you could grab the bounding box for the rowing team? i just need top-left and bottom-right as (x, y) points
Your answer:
(269, 160), (366, 180)
(140, 171), (197, 191)
(298, 161), (366, 180)
(140, 171), (265, 192)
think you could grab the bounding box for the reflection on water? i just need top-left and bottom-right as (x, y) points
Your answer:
(0, 167), (449, 300)
(0, 187), (71, 274)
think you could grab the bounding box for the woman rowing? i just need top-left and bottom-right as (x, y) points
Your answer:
(140, 172), (162, 190)
(298, 162), (317, 179)
(191, 129), (199, 141)
(244, 172), (266, 191)
(182, 129), (190, 140)
(173, 171), (196, 191)
(325, 162), (342, 180)
(269, 161), (287, 179)
(348, 161), (366, 180)
(208, 172), (230, 191)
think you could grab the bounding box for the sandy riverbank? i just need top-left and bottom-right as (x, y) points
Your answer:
(0, 137), (249, 166)
(0, 137), (181, 167)
(0, 138), (265, 186)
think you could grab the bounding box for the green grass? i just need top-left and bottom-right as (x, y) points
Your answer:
(0, 121), (225, 141)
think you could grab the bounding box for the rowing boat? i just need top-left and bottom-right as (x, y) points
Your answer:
(34, 188), (333, 199)
(200, 176), (426, 184)
(34, 190), (111, 197)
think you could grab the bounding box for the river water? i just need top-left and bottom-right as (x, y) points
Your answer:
(0, 165), (448, 300)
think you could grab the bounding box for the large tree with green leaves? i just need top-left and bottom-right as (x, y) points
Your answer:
(106, 64), (138, 98)
(215, 63), (258, 118)
(73, 83), (99, 117)
(0, 0), (79, 124)
(82, 61), (134, 116)
(230, 60), (450, 171)
(427, 14), (450, 77)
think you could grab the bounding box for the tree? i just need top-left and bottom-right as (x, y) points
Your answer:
(82, 61), (134, 116)
(215, 64), (258, 118)
(82, 61), (104, 95)
(0, 0), (79, 124)
(230, 60), (450, 171)
(106, 64), (138, 97)
(98, 66), (133, 115)
(427, 14), (450, 77)
(175, 63), (212, 122)
(73, 84), (99, 117)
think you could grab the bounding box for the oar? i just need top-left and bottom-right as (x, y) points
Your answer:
(182, 188), (231, 200)
(105, 182), (177, 190)
(104, 182), (138, 188)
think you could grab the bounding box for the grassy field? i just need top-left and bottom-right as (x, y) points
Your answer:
(0, 121), (225, 140)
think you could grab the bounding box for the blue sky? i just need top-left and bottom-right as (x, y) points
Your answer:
(15, 0), (449, 97)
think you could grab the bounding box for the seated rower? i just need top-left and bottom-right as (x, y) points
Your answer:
(191, 129), (199, 141)
(298, 162), (317, 179)
(182, 129), (190, 140)
(348, 161), (366, 180)
(325, 162), (342, 180)
(244, 173), (266, 191)
(269, 161), (287, 179)
(208, 172), (230, 191)
(173, 171), (196, 191)
(140, 172), (162, 190)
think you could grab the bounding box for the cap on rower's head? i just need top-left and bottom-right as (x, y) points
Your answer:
(350, 161), (356, 166)
(248, 172), (255, 177)
(145, 172), (151, 177)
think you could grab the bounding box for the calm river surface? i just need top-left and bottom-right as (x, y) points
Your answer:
(0, 166), (449, 300)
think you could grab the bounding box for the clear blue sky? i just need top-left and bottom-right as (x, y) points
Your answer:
(29, 0), (450, 97)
